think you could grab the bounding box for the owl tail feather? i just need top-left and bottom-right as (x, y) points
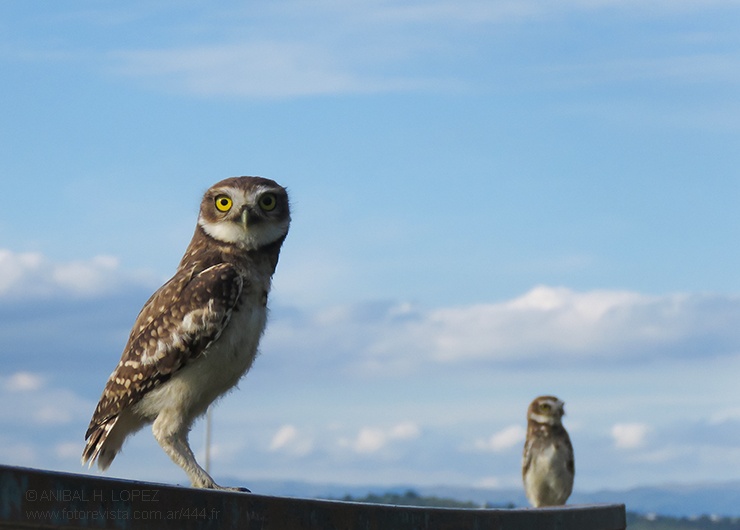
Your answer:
(81, 417), (119, 471)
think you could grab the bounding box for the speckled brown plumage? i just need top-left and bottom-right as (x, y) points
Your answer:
(522, 395), (575, 507)
(83, 263), (242, 437)
(82, 176), (290, 490)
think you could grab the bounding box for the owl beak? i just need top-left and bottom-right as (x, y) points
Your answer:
(240, 208), (250, 228)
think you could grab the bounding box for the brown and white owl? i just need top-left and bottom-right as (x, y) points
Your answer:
(82, 176), (290, 490)
(522, 395), (575, 507)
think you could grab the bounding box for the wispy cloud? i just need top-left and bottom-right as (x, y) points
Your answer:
(4, 371), (45, 392)
(265, 286), (740, 374)
(339, 422), (421, 455)
(542, 54), (740, 90)
(10, 1), (739, 102)
(611, 422), (650, 449)
(110, 42), (432, 99)
(0, 248), (157, 300)
(474, 425), (526, 452)
(0, 371), (92, 427)
(0, 248), (160, 380)
(363, 0), (542, 24)
(269, 424), (314, 456)
(274, 0), (738, 25)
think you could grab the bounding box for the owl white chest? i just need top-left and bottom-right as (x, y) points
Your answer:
(524, 441), (573, 506)
(200, 296), (267, 391)
(530, 443), (560, 474)
(134, 290), (268, 424)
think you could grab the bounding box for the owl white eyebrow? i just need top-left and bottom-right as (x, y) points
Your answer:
(251, 185), (283, 200)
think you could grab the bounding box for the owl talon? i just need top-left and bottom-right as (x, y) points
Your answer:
(217, 486), (250, 493)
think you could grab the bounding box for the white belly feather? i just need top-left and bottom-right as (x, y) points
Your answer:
(132, 298), (267, 426)
(524, 442), (573, 506)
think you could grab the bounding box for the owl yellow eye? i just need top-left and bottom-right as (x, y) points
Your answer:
(215, 195), (233, 212)
(540, 403), (551, 412)
(259, 193), (277, 211)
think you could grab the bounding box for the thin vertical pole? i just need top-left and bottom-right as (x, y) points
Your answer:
(205, 406), (212, 474)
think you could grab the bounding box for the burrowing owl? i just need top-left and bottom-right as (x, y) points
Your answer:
(82, 176), (290, 490)
(522, 395), (575, 507)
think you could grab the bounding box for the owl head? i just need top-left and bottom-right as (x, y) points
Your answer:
(197, 176), (290, 250)
(527, 395), (565, 426)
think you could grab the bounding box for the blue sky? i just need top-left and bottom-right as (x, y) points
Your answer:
(1, 0), (740, 497)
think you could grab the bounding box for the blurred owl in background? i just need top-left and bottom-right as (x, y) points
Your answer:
(522, 395), (575, 507)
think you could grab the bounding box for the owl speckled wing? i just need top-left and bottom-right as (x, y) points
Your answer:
(83, 176), (290, 490)
(522, 435), (535, 477)
(82, 261), (243, 463)
(522, 395), (575, 507)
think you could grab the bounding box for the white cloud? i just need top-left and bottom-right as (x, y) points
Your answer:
(0, 440), (36, 464)
(474, 476), (502, 489)
(629, 446), (687, 463)
(566, 0), (736, 11)
(0, 372), (93, 427)
(390, 422), (421, 440)
(475, 425), (526, 452)
(270, 424), (299, 451)
(366, 0), (542, 24)
(18, 0), (738, 103)
(51, 255), (120, 295)
(0, 250), (43, 294)
(542, 54), (740, 96)
(352, 428), (387, 454)
(612, 423), (650, 449)
(55, 441), (82, 460)
(112, 42), (431, 99)
(266, 286), (740, 374)
(5, 372), (45, 392)
(268, 424), (314, 457)
(34, 405), (73, 425)
(340, 422), (420, 455)
(0, 248), (155, 299)
(196, 440), (249, 466)
(708, 408), (740, 425)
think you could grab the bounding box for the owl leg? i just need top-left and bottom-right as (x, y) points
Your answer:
(151, 411), (248, 491)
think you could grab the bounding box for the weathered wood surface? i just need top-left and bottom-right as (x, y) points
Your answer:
(0, 464), (626, 529)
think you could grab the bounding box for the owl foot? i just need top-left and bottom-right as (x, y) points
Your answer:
(212, 485), (251, 493)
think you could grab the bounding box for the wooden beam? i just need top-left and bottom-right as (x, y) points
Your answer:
(0, 464), (626, 529)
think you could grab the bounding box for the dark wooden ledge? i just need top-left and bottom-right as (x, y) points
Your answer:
(0, 464), (625, 529)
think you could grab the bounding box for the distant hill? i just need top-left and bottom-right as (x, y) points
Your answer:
(573, 483), (740, 519)
(339, 492), (740, 530)
(334, 489), (486, 509)
(220, 477), (740, 518)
